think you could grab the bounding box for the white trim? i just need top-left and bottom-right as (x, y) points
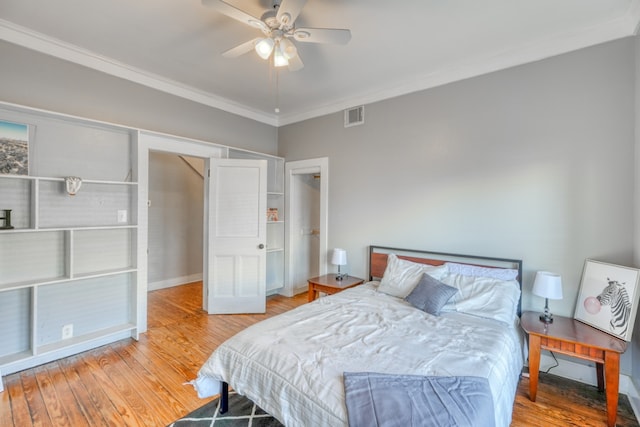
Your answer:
(2, 11), (637, 127)
(137, 132), (227, 333)
(0, 370), (3, 392)
(0, 19), (277, 127)
(276, 16), (638, 126)
(148, 274), (203, 291)
(1, 329), (133, 376)
(625, 377), (640, 423)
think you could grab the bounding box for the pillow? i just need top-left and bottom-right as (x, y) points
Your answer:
(378, 254), (448, 298)
(440, 273), (521, 324)
(445, 262), (518, 281)
(405, 273), (457, 316)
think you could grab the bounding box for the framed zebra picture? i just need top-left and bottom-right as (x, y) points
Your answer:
(574, 259), (640, 341)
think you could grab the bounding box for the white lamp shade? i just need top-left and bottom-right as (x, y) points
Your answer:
(279, 38), (297, 60)
(273, 43), (289, 67)
(532, 271), (563, 300)
(255, 38), (275, 60)
(331, 248), (347, 266)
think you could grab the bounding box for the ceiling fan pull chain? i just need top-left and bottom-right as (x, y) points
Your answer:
(275, 68), (280, 114)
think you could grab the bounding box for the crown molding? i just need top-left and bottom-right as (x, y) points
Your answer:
(0, 19), (278, 126)
(276, 10), (640, 126)
(1, 8), (638, 129)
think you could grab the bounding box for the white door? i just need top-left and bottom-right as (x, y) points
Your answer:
(206, 158), (267, 314)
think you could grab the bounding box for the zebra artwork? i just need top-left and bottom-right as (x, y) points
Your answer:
(596, 278), (632, 336)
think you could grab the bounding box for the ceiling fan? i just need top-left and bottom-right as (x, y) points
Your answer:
(202, 0), (352, 71)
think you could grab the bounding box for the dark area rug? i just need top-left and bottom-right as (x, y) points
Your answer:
(168, 391), (284, 426)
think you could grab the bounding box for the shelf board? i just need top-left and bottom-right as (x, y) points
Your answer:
(36, 323), (136, 355)
(267, 192), (284, 196)
(72, 267), (137, 281)
(0, 225), (138, 233)
(36, 177), (137, 185)
(0, 267), (137, 291)
(0, 276), (70, 292)
(38, 225), (138, 231)
(0, 175), (137, 185)
(267, 221), (284, 224)
(267, 248), (284, 253)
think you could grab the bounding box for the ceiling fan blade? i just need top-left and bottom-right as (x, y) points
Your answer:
(222, 38), (260, 58)
(288, 53), (304, 71)
(202, 0), (269, 34)
(276, 0), (308, 27)
(293, 28), (351, 45)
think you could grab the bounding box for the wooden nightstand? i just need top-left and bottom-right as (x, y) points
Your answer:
(307, 274), (364, 302)
(521, 311), (627, 427)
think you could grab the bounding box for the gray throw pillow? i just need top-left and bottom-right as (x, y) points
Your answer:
(405, 273), (457, 316)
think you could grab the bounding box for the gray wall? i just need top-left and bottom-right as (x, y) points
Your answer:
(279, 39), (636, 371)
(0, 40), (278, 155)
(148, 152), (204, 289)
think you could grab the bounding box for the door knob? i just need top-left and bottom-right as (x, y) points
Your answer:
(258, 244), (265, 249)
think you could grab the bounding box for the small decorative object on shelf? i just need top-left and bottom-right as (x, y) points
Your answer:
(64, 176), (83, 196)
(0, 209), (14, 229)
(267, 208), (278, 222)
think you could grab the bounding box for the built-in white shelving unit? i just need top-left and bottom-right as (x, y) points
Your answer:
(0, 101), (286, 379)
(0, 102), (138, 376)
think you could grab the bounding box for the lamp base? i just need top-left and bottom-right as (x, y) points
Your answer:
(539, 313), (554, 323)
(336, 273), (347, 281)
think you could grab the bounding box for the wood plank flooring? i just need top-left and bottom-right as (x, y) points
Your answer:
(1, 281), (638, 426)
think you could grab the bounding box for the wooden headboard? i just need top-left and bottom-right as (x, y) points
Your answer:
(369, 245), (524, 315)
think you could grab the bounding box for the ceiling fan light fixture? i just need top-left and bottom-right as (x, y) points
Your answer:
(255, 37), (275, 59)
(279, 38), (297, 59)
(273, 42), (289, 67)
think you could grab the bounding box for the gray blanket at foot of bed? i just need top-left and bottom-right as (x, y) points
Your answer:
(343, 372), (495, 427)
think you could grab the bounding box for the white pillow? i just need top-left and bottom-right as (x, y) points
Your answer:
(378, 254), (448, 298)
(445, 262), (519, 281)
(440, 273), (521, 324)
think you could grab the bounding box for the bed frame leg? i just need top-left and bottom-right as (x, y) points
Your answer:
(220, 382), (229, 414)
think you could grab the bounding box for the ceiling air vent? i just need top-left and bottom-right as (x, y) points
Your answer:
(344, 106), (364, 128)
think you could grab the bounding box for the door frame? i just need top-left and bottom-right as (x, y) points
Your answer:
(137, 131), (224, 333)
(283, 157), (329, 297)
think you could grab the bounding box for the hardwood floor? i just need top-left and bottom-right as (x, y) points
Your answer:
(1, 281), (638, 426)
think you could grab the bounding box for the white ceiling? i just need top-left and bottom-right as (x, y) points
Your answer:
(0, 0), (639, 126)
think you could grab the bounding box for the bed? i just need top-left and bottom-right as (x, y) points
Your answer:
(195, 246), (525, 426)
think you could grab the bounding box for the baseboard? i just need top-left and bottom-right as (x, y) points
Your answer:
(148, 273), (203, 291)
(624, 376), (640, 423)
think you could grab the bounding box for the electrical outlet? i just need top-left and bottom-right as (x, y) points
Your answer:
(117, 210), (128, 223)
(62, 324), (73, 340)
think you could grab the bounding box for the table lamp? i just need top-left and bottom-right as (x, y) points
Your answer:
(331, 248), (347, 281)
(532, 271), (563, 323)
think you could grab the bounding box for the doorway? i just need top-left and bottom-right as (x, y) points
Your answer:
(137, 132), (224, 333)
(284, 158), (329, 296)
(147, 152), (204, 291)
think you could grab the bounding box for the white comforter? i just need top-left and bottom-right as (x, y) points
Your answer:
(197, 283), (524, 426)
